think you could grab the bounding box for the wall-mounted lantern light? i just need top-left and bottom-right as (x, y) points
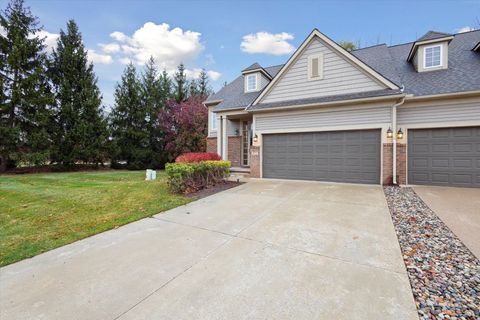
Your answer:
(235, 129), (239, 136)
(386, 127), (393, 139)
(253, 134), (258, 143)
(397, 128), (404, 140)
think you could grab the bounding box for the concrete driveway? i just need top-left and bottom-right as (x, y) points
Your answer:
(413, 185), (480, 258)
(0, 180), (418, 320)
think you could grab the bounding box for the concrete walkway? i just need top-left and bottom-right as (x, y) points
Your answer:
(0, 180), (418, 320)
(414, 185), (480, 258)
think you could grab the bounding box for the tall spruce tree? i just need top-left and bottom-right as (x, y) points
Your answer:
(0, 0), (53, 171)
(198, 69), (212, 97)
(109, 63), (147, 169)
(173, 63), (187, 102)
(140, 57), (164, 167)
(49, 19), (107, 166)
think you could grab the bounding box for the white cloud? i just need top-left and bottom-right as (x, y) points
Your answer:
(207, 70), (221, 81)
(36, 30), (59, 53)
(109, 22), (203, 70)
(0, 26), (6, 37)
(99, 43), (120, 53)
(205, 54), (215, 66)
(240, 32), (295, 55)
(119, 57), (133, 65)
(87, 49), (113, 64)
(456, 26), (476, 33)
(184, 68), (221, 81)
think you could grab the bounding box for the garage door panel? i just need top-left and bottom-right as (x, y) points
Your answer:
(408, 127), (480, 187)
(263, 129), (380, 184)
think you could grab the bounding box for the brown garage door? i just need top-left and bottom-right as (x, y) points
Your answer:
(408, 127), (480, 187)
(262, 129), (381, 184)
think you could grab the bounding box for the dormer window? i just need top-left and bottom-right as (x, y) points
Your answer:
(308, 53), (324, 80)
(424, 45), (442, 68)
(245, 74), (258, 92)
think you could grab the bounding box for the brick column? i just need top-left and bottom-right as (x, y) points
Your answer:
(206, 137), (217, 154)
(382, 143), (407, 185)
(227, 136), (241, 167)
(250, 145), (261, 178)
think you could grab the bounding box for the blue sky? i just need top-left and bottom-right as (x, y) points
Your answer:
(14, 0), (480, 108)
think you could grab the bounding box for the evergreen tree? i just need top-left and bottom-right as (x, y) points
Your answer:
(158, 69), (172, 106)
(109, 63), (147, 169)
(188, 78), (199, 97)
(49, 19), (108, 166)
(0, 0), (53, 171)
(140, 57), (164, 167)
(198, 69), (212, 97)
(173, 63), (187, 102)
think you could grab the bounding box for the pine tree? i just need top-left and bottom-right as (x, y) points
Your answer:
(109, 63), (147, 169)
(140, 57), (164, 167)
(0, 0), (53, 171)
(198, 69), (212, 97)
(158, 69), (172, 105)
(49, 19), (108, 166)
(188, 78), (199, 97)
(173, 63), (187, 102)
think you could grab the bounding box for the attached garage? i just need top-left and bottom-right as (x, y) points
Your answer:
(408, 127), (480, 187)
(262, 129), (381, 184)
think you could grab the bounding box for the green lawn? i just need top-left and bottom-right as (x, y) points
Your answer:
(0, 170), (191, 267)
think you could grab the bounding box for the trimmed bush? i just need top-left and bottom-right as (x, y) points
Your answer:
(165, 160), (230, 194)
(175, 152), (221, 163)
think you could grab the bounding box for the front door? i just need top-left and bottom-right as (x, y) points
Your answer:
(241, 121), (250, 166)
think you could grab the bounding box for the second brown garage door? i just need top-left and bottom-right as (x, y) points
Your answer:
(262, 129), (381, 184)
(408, 127), (480, 187)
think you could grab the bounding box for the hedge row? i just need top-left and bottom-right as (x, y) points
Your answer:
(165, 160), (230, 194)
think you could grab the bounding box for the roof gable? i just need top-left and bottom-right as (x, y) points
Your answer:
(417, 31), (452, 42)
(252, 29), (399, 106)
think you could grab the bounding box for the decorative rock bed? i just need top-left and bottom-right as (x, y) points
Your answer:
(384, 186), (479, 320)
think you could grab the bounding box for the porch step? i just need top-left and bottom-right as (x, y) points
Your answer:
(230, 167), (250, 173)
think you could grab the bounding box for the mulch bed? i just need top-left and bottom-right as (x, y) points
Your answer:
(186, 181), (242, 200)
(384, 186), (479, 320)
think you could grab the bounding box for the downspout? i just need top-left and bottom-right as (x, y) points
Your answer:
(392, 87), (406, 185)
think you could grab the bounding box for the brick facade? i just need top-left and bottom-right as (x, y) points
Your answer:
(250, 146), (261, 178)
(382, 143), (407, 185)
(206, 137), (217, 154)
(227, 136), (241, 167)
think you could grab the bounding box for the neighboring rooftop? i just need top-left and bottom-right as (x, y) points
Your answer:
(206, 30), (480, 111)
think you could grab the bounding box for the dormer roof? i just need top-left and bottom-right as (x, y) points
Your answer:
(241, 62), (272, 79)
(416, 31), (452, 42)
(407, 30), (454, 62)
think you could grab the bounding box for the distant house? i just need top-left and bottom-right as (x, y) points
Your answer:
(204, 29), (480, 187)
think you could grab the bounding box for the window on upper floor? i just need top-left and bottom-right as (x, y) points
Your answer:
(210, 111), (217, 130)
(245, 74), (258, 92)
(424, 45), (442, 68)
(308, 53), (324, 81)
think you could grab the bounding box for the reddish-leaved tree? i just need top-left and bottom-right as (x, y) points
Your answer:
(159, 96), (208, 162)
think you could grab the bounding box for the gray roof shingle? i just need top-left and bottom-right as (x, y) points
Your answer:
(242, 63), (262, 72)
(205, 30), (480, 111)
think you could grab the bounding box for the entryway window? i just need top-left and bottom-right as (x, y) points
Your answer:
(211, 111), (217, 130)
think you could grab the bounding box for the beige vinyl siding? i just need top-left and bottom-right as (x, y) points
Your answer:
(261, 39), (385, 104)
(398, 101), (480, 125)
(255, 105), (391, 132)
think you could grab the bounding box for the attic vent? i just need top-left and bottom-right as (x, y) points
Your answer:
(308, 53), (323, 80)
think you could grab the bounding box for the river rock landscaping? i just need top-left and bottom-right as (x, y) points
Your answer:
(384, 186), (479, 320)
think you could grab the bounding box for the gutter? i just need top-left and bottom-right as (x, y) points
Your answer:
(391, 89), (406, 185)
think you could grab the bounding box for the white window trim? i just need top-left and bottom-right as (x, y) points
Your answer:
(308, 53), (324, 81)
(210, 110), (217, 131)
(423, 45), (442, 69)
(245, 73), (259, 92)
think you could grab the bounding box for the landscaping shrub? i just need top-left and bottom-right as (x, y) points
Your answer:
(175, 152), (221, 163)
(165, 160), (230, 194)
